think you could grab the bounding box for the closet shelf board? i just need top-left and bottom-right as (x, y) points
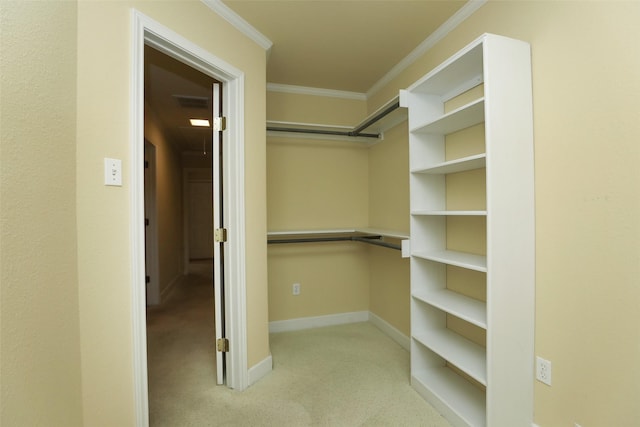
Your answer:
(408, 41), (484, 99)
(413, 329), (487, 386)
(410, 98), (484, 134)
(411, 210), (487, 216)
(411, 154), (486, 175)
(267, 228), (408, 240)
(412, 250), (487, 272)
(412, 290), (487, 329)
(356, 227), (409, 240)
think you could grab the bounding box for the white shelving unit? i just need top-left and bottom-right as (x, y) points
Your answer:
(400, 34), (534, 426)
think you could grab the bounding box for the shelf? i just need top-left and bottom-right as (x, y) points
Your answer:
(411, 210), (486, 216)
(267, 228), (409, 240)
(404, 34), (535, 426)
(266, 228), (407, 252)
(412, 289), (487, 329)
(412, 367), (486, 427)
(413, 329), (486, 385)
(410, 98), (484, 135)
(408, 41), (484, 100)
(411, 154), (486, 175)
(267, 229), (357, 237)
(355, 227), (409, 240)
(355, 96), (408, 137)
(412, 250), (487, 272)
(266, 96), (407, 143)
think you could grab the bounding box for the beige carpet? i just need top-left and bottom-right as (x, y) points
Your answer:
(147, 269), (451, 426)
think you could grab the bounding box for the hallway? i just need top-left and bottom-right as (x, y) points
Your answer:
(146, 262), (217, 424)
(146, 264), (450, 426)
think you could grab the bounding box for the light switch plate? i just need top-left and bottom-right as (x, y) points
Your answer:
(104, 158), (122, 186)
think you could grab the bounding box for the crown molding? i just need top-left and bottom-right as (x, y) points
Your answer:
(366, 0), (487, 99)
(201, 0), (273, 52)
(267, 83), (366, 101)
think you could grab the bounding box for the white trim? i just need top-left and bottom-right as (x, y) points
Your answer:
(222, 71), (249, 391)
(130, 12), (148, 427)
(269, 311), (369, 333)
(366, 0), (487, 99)
(200, 0), (273, 52)
(368, 312), (411, 351)
(267, 83), (367, 101)
(131, 10), (249, 426)
(248, 354), (273, 386)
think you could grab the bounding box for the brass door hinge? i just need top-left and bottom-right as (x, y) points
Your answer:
(215, 228), (228, 243)
(213, 117), (227, 132)
(217, 338), (229, 352)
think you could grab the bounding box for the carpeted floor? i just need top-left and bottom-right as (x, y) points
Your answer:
(146, 266), (451, 426)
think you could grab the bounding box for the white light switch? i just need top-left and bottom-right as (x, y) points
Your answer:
(104, 158), (122, 186)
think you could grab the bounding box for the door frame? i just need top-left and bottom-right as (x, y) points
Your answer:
(130, 10), (248, 426)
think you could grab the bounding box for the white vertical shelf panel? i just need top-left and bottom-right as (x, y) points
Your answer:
(482, 34), (535, 427)
(402, 33), (534, 427)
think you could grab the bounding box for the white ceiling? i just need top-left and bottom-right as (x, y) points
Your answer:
(145, 1), (470, 152)
(223, 0), (467, 93)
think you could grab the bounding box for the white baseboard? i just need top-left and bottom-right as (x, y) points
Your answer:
(248, 354), (272, 386)
(269, 311), (369, 333)
(368, 311), (410, 351)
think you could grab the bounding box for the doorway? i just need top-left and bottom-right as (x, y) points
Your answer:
(144, 37), (226, 380)
(131, 11), (248, 426)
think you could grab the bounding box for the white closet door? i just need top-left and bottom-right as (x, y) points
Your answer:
(212, 82), (226, 385)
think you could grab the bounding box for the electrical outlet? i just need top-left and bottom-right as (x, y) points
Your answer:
(536, 356), (552, 386)
(292, 283), (301, 296)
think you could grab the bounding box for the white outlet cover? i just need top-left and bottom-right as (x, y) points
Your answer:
(536, 356), (552, 386)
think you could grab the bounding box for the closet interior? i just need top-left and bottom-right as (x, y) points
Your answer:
(266, 33), (534, 427)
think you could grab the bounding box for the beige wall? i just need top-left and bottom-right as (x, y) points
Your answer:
(266, 91), (371, 321)
(76, 1), (268, 425)
(367, 1), (640, 425)
(367, 122), (411, 335)
(268, 90), (366, 126)
(4, 1), (639, 425)
(266, 90), (410, 330)
(267, 136), (369, 231)
(0, 2), (84, 426)
(268, 243), (370, 321)
(145, 105), (184, 298)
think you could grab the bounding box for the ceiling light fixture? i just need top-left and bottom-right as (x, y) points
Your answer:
(189, 118), (210, 127)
